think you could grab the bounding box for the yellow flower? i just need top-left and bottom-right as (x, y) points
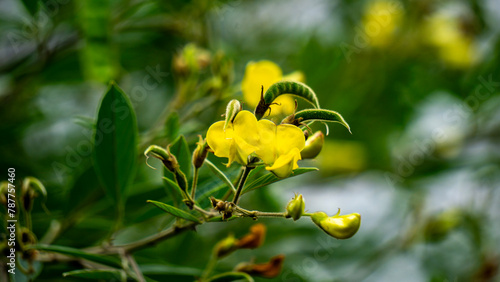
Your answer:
(206, 110), (305, 177)
(362, 1), (403, 47)
(241, 61), (304, 118)
(423, 13), (478, 68)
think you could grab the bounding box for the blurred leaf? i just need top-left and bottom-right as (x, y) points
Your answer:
(73, 115), (95, 130)
(205, 159), (235, 194)
(93, 83), (137, 207)
(140, 263), (203, 276)
(32, 245), (121, 268)
(63, 269), (125, 280)
(147, 200), (201, 223)
(65, 167), (103, 214)
(169, 135), (192, 180)
(20, 0), (38, 16)
(165, 111), (180, 142)
(242, 168), (318, 195)
(207, 272), (254, 282)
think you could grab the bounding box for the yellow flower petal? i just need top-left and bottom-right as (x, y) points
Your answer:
(265, 148), (301, 178)
(206, 121), (232, 159)
(275, 124), (305, 156)
(241, 61), (282, 108)
(256, 119), (277, 165)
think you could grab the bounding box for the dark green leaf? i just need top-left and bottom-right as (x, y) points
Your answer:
(205, 160), (236, 194)
(147, 200), (201, 223)
(207, 272), (255, 282)
(265, 81), (319, 108)
(63, 269), (125, 280)
(242, 167), (318, 195)
(93, 82), (138, 206)
(169, 135), (192, 180)
(32, 245), (121, 268)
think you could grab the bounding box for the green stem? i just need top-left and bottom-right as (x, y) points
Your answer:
(191, 167), (199, 199)
(235, 206), (286, 218)
(221, 168), (244, 201)
(231, 166), (253, 205)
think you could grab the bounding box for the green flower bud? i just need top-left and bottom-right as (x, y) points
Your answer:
(224, 99), (242, 130)
(285, 194), (305, 221)
(311, 210), (361, 239)
(145, 145), (188, 194)
(192, 135), (209, 169)
(301, 131), (324, 159)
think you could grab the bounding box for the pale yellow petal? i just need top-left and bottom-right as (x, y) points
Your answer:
(268, 95), (295, 118)
(241, 61), (282, 108)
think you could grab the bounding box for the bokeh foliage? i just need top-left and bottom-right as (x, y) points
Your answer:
(1, 0), (500, 281)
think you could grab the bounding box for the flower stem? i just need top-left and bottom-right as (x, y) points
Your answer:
(191, 167), (199, 199)
(235, 206), (286, 218)
(231, 166), (253, 205)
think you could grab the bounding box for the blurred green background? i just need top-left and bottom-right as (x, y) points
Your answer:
(1, 0), (500, 281)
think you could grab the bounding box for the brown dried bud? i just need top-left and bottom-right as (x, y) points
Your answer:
(235, 255), (285, 278)
(235, 223), (266, 249)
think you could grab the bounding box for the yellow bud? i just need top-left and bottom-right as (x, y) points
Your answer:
(215, 234), (238, 258)
(285, 194), (305, 221)
(300, 131), (324, 159)
(311, 210), (361, 239)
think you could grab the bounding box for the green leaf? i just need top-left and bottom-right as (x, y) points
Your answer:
(147, 200), (201, 223)
(205, 160), (236, 195)
(162, 177), (185, 207)
(293, 109), (351, 133)
(32, 245), (121, 268)
(140, 264), (203, 276)
(63, 269), (125, 280)
(242, 167), (318, 195)
(93, 82), (137, 207)
(207, 272), (255, 282)
(165, 111), (180, 142)
(169, 135), (192, 180)
(264, 81), (320, 108)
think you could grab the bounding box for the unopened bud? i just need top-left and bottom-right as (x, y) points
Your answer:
(301, 131), (324, 159)
(235, 255), (285, 278)
(192, 136), (209, 168)
(144, 145), (179, 172)
(311, 210), (361, 239)
(285, 194), (305, 221)
(215, 234), (238, 258)
(21, 177), (47, 212)
(224, 99), (242, 130)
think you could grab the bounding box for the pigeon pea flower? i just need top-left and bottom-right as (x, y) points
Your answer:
(311, 210), (361, 239)
(207, 110), (260, 166)
(206, 110), (305, 177)
(241, 60), (304, 118)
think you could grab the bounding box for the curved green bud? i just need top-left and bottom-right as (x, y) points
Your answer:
(291, 109), (351, 133)
(311, 211), (361, 239)
(224, 99), (242, 130)
(285, 194), (305, 221)
(192, 135), (209, 168)
(144, 145), (179, 172)
(255, 81), (319, 119)
(301, 131), (324, 159)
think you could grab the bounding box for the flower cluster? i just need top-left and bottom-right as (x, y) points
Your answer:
(207, 110), (305, 178)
